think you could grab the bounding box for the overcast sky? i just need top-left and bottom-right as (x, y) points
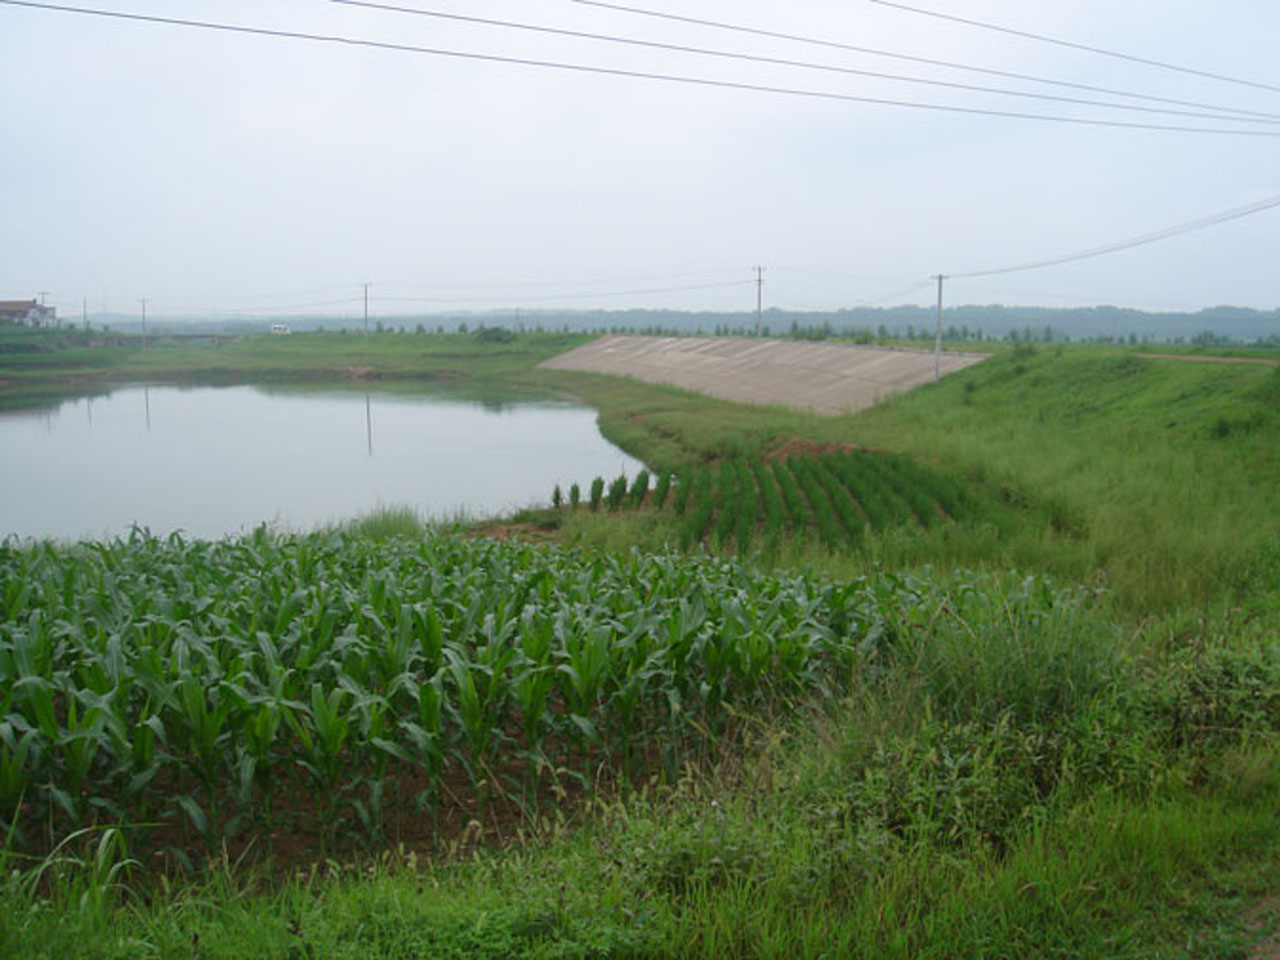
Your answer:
(2, 0), (1278, 321)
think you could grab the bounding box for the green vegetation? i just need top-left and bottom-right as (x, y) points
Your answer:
(4, 534), (1280, 957)
(559, 451), (994, 558)
(341, 503), (430, 540)
(3, 330), (1280, 957)
(556, 344), (1280, 618)
(0, 326), (589, 411)
(3, 529), (974, 862)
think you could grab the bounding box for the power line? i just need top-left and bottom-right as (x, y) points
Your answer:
(324, 0), (1280, 125)
(2, 0), (1278, 135)
(951, 193), (1280, 280)
(150, 296), (365, 316)
(378, 280), (755, 305)
(870, 0), (1280, 95)
(854, 278), (936, 306)
(379, 266), (746, 292)
(573, 0), (1280, 122)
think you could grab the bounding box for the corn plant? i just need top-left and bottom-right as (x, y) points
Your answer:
(606, 474), (629, 512)
(0, 527), (1031, 862)
(770, 459), (812, 531)
(652, 471), (672, 510)
(629, 470), (651, 508)
(805, 457), (864, 546)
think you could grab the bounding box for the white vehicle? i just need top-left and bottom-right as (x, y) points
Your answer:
(270, 324), (291, 335)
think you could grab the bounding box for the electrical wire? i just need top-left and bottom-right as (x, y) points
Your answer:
(870, 0), (1280, 95)
(377, 267), (746, 293)
(2, 0), (1278, 135)
(323, 0), (1280, 125)
(854, 278), (936, 306)
(153, 296), (366, 316)
(573, 0), (1280, 122)
(378, 280), (755, 305)
(950, 193), (1280, 280)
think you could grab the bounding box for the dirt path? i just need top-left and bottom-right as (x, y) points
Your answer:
(540, 335), (988, 415)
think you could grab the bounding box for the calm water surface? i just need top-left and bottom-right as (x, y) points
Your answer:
(0, 386), (644, 541)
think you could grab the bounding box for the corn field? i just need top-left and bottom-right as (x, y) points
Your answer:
(570, 451), (988, 554)
(0, 528), (927, 859)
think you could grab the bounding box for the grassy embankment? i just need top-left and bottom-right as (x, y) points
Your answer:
(551, 343), (1280, 620)
(3, 329), (1280, 957)
(0, 326), (590, 409)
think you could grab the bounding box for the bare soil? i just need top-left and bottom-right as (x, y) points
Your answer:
(766, 438), (863, 462)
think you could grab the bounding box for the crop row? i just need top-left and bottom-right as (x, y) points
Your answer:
(2, 529), (921, 857)
(562, 451), (984, 553)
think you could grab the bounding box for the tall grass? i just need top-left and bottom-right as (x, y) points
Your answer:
(342, 503), (429, 539)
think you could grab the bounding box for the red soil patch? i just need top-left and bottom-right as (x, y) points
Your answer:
(767, 438), (871, 462)
(465, 522), (559, 544)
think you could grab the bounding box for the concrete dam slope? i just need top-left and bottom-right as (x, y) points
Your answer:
(540, 335), (988, 415)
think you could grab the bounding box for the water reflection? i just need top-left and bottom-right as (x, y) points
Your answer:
(0, 385), (643, 541)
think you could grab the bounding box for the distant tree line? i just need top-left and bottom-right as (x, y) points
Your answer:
(82, 303), (1280, 348)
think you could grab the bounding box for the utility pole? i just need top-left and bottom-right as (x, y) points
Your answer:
(36, 291), (51, 327)
(934, 274), (944, 383)
(139, 297), (148, 348)
(754, 266), (765, 336)
(363, 282), (370, 350)
(82, 297), (88, 331)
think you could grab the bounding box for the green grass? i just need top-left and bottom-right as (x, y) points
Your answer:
(555, 344), (1280, 618)
(4, 330), (1280, 957)
(5, 585), (1280, 957)
(852, 346), (1280, 613)
(0, 327), (591, 405)
(340, 503), (431, 539)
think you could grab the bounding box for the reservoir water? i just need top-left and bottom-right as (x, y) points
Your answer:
(0, 385), (644, 541)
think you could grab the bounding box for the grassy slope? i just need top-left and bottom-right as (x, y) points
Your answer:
(853, 346), (1280, 614)
(5, 331), (1280, 958)
(552, 344), (1280, 620)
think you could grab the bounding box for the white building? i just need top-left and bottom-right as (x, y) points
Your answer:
(0, 299), (57, 326)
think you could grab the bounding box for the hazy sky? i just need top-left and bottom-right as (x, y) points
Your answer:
(3, 0), (1278, 321)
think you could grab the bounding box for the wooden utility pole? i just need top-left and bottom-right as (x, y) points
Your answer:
(934, 275), (944, 383)
(754, 266), (765, 336)
(139, 297), (148, 348)
(363, 282), (370, 350)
